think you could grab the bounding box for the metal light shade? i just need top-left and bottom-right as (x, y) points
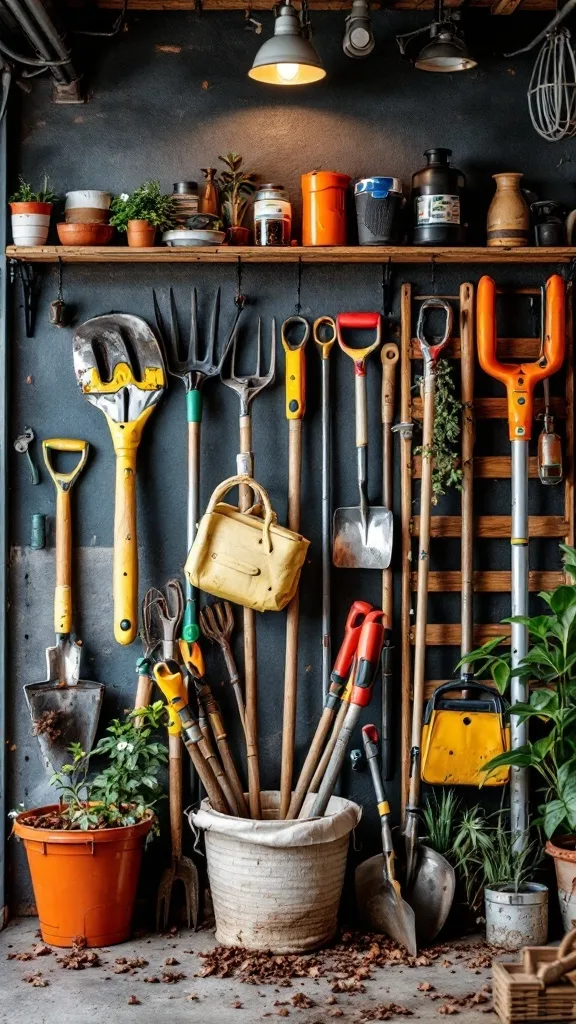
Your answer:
(415, 26), (477, 72)
(249, 2), (326, 85)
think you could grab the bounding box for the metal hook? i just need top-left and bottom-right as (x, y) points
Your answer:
(381, 260), (393, 317)
(235, 255), (246, 309)
(295, 256), (303, 315)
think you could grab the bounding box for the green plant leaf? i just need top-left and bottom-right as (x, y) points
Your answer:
(542, 799), (569, 838)
(492, 660), (510, 694)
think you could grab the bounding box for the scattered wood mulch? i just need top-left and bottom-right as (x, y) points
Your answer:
(32, 710), (64, 741)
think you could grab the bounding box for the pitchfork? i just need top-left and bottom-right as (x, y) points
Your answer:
(152, 287), (243, 647)
(220, 319), (276, 819)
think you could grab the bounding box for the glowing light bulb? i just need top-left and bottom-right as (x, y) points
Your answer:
(277, 62), (299, 81)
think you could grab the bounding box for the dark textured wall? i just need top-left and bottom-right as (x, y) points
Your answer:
(6, 9), (569, 911)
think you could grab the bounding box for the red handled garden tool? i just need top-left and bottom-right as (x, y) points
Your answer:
(333, 313), (392, 570)
(477, 274), (565, 849)
(355, 725), (417, 956)
(153, 288), (242, 646)
(73, 314), (166, 645)
(308, 612), (385, 818)
(154, 660), (230, 816)
(287, 599), (373, 819)
(24, 438), (104, 771)
(402, 298), (456, 944)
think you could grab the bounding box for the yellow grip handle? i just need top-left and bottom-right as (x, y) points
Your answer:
(153, 662), (188, 735)
(107, 412), (153, 646)
(282, 316), (309, 420)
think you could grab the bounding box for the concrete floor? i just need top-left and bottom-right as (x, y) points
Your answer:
(0, 918), (502, 1024)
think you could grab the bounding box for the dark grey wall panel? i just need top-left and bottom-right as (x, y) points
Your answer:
(6, 10), (568, 910)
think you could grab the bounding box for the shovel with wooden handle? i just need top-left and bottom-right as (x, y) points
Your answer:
(72, 314), (166, 645)
(24, 438), (104, 771)
(380, 343), (399, 780)
(333, 313), (392, 570)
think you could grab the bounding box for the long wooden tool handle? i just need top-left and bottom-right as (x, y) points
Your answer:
(381, 343), (399, 780)
(308, 696), (350, 795)
(198, 681), (248, 816)
(239, 415), (262, 820)
(460, 284), (475, 672)
(169, 733), (183, 860)
(134, 670), (153, 714)
(184, 739), (229, 815)
(113, 446), (139, 645)
(408, 370), (436, 812)
(280, 419), (303, 819)
(198, 731), (239, 815)
(287, 706), (334, 819)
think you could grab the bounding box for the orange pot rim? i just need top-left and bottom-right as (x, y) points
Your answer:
(546, 835), (576, 862)
(10, 201), (52, 215)
(13, 804), (153, 845)
(127, 219), (154, 228)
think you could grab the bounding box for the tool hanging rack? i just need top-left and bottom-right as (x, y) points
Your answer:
(399, 281), (574, 816)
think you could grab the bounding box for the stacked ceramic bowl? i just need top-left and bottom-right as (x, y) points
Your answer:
(57, 190), (114, 245)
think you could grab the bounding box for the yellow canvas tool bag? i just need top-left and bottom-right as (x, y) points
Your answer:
(185, 474), (310, 613)
(421, 681), (510, 787)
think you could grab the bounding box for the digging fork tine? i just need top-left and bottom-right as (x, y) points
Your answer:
(205, 286), (221, 369)
(199, 605), (219, 642)
(189, 287), (199, 365)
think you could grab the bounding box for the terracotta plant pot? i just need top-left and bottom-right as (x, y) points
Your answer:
(57, 222), (114, 246)
(487, 173), (530, 248)
(10, 201), (52, 246)
(546, 836), (576, 932)
(13, 804), (152, 948)
(126, 219), (156, 247)
(227, 225), (251, 245)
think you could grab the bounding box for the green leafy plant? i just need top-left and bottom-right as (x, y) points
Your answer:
(38, 703), (168, 831)
(414, 361), (463, 503)
(9, 174), (56, 204)
(422, 788), (461, 858)
(459, 543), (576, 839)
(109, 180), (176, 232)
(453, 809), (542, 909)
(217, 153), (257, 228)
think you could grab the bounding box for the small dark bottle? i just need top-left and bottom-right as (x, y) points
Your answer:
(411, 148), (466, 246)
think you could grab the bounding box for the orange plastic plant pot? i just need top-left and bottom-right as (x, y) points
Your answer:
(13, 805), (153, 948)
(301, 171), (351, 246)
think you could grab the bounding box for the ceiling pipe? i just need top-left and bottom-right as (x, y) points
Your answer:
(2, 0), (82, 101)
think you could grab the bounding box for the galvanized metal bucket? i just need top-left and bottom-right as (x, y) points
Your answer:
(485, 883), (548, 950)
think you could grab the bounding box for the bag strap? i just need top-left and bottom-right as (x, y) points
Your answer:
(205, 474), (277, 554)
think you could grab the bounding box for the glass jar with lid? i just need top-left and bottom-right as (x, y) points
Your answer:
(254, 184), (292, 246)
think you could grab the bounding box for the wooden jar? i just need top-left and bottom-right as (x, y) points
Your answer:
(487, 173), (530, 248)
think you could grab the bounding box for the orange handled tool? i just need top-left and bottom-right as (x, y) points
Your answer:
(477, 274), (565, 440)
(476, 275), (565, 850)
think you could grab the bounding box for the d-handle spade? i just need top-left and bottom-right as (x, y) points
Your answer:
(355, 725), (417, 956)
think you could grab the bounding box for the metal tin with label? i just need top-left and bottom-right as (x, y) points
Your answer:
(411, 149), (466, 246)
(254, 184), (292, 246)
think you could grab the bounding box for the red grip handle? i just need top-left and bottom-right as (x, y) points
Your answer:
(332, 600), (373, 680)
(362, 724), (379, 745)
(337, 312), (381, 330)
(351, 615), (385, 708)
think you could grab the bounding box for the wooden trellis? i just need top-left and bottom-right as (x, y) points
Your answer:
(399, 281), (574, 816)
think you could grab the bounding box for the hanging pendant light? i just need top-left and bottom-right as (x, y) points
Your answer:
(249, 0), (326, 85)
(397, 0), (476, 73)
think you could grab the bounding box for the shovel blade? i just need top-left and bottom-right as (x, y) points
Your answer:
(46, 637), (82, 688)
(333, 507), (393, 569)
(24, 679), (104, 772)
(355, 855), (418, 956)
(407, 844), (456, 945)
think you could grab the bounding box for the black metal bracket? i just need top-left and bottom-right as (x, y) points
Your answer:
(381, 260), (393, 316)
(9, 260), (40, 338)
(563, 258), (576, 284)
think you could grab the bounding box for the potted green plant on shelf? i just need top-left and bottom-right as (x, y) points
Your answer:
(460, 542), (576, 933)
(109, 180), (176, 247)
(9, 175), (57, 246)
(12, 703), (167, 948)
(217, 153), (257, 245)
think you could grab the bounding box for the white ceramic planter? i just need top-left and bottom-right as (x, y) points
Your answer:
(65, 190), (111, 224)
(10, 203), (51, 246)
(485, 883), (548, 950)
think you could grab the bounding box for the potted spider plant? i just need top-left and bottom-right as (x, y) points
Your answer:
(12, 704), (167, 948)
(109, 180), (176, 247)
(461, 542), (576, 933)
(9, 175), (56, 246)
(217, 153), (257, 245)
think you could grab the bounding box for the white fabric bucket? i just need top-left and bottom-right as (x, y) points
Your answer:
(11, 213), (50, 245)
(192, 791), (361, 953)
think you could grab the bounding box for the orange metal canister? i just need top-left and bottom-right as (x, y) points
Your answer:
(301, 171), (351, 246)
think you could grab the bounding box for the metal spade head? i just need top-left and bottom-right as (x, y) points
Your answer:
(23, 677), (104, 772)
(355, 855), (418, 955)
(72, 313), (166, 423)
(333, 505), (393, 569)
(407, 844), (456, 945)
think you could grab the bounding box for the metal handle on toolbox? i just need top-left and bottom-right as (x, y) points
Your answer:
(477, 274), (565, 440)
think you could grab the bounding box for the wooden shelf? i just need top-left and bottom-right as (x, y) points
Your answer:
(67, 0), (560, 13)
(6, 245), (576, 265)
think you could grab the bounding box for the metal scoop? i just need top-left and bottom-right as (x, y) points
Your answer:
(73, 314), (166, 645)
(355, 726), (417, 955)
(333, 312), (392, 569)
(24, 439), (104, 771)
